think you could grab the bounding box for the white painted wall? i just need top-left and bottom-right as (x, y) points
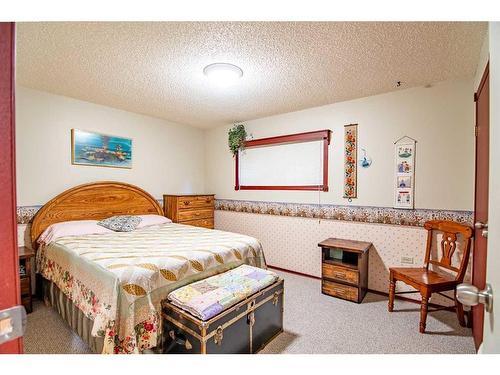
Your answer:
(205, 78), (475, 211)
(474, 31), (489, 91)
(15, 86), (206, 206)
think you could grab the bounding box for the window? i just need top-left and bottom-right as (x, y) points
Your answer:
(235, 130), (331, 191)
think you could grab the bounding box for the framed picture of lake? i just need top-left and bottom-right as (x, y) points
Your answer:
(71, 129), (132, 168)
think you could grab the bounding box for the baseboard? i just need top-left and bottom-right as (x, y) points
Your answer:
(267, 265), (321, 280)
(267, 264), (454, 310)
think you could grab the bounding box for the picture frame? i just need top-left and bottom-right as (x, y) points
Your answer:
(393, 138), (416, 209)
(71, 129), (132, 169)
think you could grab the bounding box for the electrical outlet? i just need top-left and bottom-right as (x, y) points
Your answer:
(401, 256), (414, 265)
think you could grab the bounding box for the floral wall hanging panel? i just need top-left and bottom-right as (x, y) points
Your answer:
(394, 137), (416, 209)
(343, 124), (358, 199)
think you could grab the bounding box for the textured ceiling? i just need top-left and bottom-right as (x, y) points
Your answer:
(16, 22), (486, 128)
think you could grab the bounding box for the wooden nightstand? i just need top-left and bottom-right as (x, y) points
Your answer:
(18, 246), (34, 313)
(318, 238), (371, 303)
(163, 194), (215, 229)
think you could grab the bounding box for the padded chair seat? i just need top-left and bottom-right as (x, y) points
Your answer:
(390, 267), (455, 287)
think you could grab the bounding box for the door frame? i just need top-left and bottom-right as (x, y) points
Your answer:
(0, 22), (22, 354)
(472, 61), (489, 350)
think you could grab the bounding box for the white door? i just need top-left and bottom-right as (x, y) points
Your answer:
(481, 21), (500, 353)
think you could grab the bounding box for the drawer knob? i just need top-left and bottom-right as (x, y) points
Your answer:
(333, 272), (347, 280)
(183, 201), (190, 206)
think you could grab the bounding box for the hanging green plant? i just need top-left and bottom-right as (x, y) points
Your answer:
(228, 123), (247, 156)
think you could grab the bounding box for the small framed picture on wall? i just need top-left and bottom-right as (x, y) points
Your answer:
(71, 129), (133, 169)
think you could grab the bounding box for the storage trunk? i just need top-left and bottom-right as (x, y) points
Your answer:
(161, 279), (284, 354)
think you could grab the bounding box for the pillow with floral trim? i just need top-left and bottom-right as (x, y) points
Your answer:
(97, 215), (142, 232)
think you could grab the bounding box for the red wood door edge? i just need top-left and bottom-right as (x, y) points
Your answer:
(0, 22), (22, 354)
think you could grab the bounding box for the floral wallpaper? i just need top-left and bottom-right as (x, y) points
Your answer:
(17, 205), (42, 225)
(214, 210), (471, 305)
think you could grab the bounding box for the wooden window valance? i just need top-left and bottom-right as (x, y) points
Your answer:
(235, 129), (331, 191)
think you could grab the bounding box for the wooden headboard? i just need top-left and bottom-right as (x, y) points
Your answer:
(30, 181), (163, 249)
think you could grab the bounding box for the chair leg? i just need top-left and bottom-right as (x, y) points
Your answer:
(419, 293), (429, 333)
(388, 276), (396, 312)
(455, 290), (466, 327)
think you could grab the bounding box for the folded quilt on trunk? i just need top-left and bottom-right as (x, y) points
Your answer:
(167, 264), (279, 320)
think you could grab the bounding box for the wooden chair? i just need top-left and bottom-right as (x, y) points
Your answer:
(388, 220), (473, 333)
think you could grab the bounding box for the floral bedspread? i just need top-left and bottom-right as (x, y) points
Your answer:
(37, 223), (265, 354)
(168, 264), (278, 320)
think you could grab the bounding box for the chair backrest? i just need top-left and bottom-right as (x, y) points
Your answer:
(423, 220), (473, 282)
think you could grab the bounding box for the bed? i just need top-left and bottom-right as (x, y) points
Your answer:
(31, 182), (266, 354)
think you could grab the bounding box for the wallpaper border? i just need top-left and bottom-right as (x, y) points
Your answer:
(214, 199), (473, 227)
(17, 198), (473, 228)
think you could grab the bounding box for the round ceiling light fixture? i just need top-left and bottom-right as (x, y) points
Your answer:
(203, 63), (243, 87)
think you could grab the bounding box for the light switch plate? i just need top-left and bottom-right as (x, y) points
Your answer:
(401, 256), (414, 265)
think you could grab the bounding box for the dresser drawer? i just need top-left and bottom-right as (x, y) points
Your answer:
(322, 263), (359, 285)
(177, 196), (214, 210)
(20, 277), (30, 296)
(182, 218), (214, 229)
(322, 280), (358, 302)
(178, 208), (214, 221)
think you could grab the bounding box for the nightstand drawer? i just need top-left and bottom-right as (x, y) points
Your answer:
(18, 246), (35, 313)
(177, 195), (214, 210)
(22, 296), (32, 308)
(322, 263), (359, 285)
(182, 218), (214, 229)
(322, 280), (358, 302)
(20, 277), (30, 296)
(178, 208), (214, 221)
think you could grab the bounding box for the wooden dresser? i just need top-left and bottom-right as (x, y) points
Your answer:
(163, 194), (215, 229)
(318, 238), (371, 303)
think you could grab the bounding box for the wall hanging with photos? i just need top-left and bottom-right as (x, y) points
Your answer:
(394, 136), (416, 209)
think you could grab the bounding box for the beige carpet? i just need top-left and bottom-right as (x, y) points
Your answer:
(24, 270), (475, 354)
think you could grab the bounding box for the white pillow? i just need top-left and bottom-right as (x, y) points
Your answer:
(38, 220), (114, 246)
(136, 214), (172, 228)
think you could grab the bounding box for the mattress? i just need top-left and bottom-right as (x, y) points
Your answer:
(37, 222), (266, 354)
